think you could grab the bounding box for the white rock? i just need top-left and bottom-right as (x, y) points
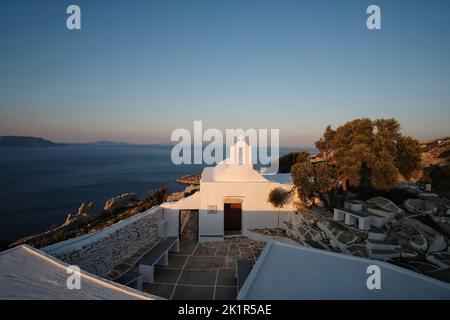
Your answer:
(426, 253), (450, 269)
(367, 197), (403, 214)
(403, 199), (438, 215)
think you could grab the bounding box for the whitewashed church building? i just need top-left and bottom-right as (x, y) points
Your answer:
(161, 137), (298, 242)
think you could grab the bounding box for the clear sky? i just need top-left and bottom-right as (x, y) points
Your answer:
(0, 0), (449, 147)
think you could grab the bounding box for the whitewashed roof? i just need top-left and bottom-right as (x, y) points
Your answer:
(201, 164), (268, 183)
(161, 192), (201, 210)
(0, 245), (158, 300)
(238, 241), (450, 300)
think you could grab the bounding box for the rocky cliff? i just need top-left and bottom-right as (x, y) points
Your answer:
(10, 189), (166, 249)
(176, 173), (202, 185)
(10, 180), (199, 249)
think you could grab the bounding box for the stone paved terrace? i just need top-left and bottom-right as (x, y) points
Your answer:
(142, 236), (265, 300)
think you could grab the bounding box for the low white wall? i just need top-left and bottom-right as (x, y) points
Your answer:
(199, 209), (224, 238)
(243, 211), (290, 230)
(42, 206), (164, 277)
(163, 208), (180, 237)
(198, 209), (291, 238)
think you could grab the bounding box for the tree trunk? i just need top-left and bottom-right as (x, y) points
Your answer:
(318, 192), (332, 212)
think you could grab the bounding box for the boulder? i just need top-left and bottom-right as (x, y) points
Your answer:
(317, 219), (363, 250)
(63, 202), (98, 226)
(283, 213), (316, 241)
(389, 218), (447, 253)
(415, 214), (445, 234)
(63, 213), (77, 226)
(401, 250), (419, 259)
(367, 197), (403, 215)
(432, 217), (450, 237)
(78, 202), (95, 216)
(296, 225), (324, 242)
(426, 252), (450, 269)
(367, 208), (397, 220)
(346, 244), (369, 258)
(421, 197), (450, 217)
(409, 234), (428, 252)
(104, 193), (139, 213)
(176, 173), (202, 185)
(303, 240), (330, 251)
(403, 199), (439, 215)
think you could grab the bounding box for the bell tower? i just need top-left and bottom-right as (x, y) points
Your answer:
(229, 135), (252, 166)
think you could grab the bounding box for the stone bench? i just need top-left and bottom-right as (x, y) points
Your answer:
(116, 271), (143, 291)
(236, 260), (252, 291)
(138, 236), (179, 283)
(333, 208), (371, 231)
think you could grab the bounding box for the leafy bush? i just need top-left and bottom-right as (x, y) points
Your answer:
(314, 118), (422, 190)
(267, 187), (292, 208)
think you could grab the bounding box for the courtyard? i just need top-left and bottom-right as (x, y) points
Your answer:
(142, 236), (265, 300)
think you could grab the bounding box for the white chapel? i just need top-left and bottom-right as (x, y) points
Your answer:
(161, 136), (297, 242)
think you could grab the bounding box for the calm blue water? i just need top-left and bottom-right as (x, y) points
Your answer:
(0, 144), (313, 245)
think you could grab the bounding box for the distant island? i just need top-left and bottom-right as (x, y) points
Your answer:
(0, 136), (63, 148)
(88, 140), (131, 145)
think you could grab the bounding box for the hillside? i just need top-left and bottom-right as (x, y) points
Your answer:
(418, 137), (450, 192)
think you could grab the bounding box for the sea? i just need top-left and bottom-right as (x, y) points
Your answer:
(0, 144), (315, 247)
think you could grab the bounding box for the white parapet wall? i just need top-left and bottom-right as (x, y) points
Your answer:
(42, 206), (165, 277)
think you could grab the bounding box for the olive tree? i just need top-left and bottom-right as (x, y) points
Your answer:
(268, 118), (422, 211)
